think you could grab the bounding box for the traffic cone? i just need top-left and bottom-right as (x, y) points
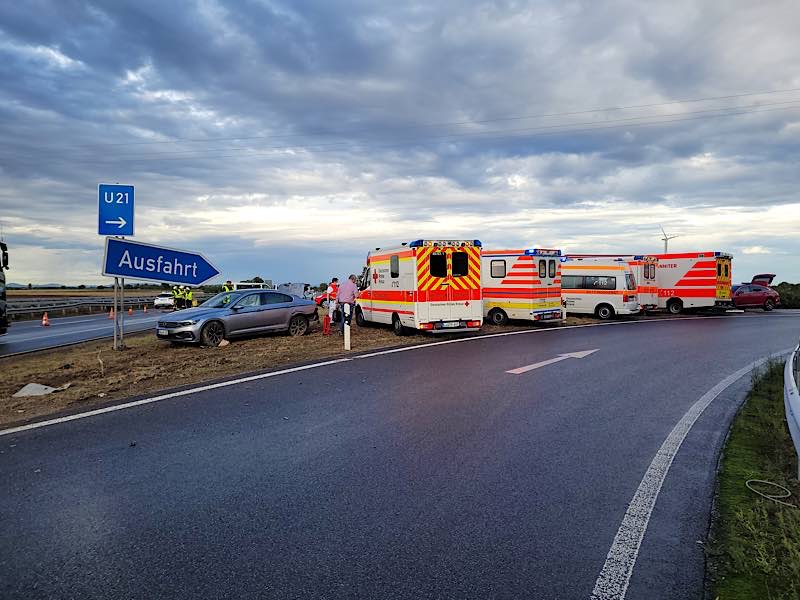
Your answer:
(108, 308), (115, 319)
(41, 312), (50, 327)
(128, 307), (133, 316)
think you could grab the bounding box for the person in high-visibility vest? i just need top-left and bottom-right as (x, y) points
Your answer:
(186, 287), (194, 307)
(222, 280), (233, 305)
(171, 286), (180, 310)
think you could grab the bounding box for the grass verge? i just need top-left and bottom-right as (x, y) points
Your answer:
(707, 359), (800, 599)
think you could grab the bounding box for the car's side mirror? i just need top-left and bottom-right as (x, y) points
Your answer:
(230, 305), (242, 311)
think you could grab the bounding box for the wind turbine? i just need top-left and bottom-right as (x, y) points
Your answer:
(659, 225), (679, 253)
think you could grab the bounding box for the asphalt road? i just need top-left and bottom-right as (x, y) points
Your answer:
(2, 313), (799, 599)
(0, 311), (166, 356)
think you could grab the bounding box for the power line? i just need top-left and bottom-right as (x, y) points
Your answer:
(6, 86), (800, 152)
(42, 98), (796, 160)
(20, 102), (798, 166)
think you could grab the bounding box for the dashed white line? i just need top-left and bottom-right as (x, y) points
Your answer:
(589, 348), (794, 600)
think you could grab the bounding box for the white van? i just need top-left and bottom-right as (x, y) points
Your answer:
(560, 258), (640, 319)
(232, 281), (276, 291)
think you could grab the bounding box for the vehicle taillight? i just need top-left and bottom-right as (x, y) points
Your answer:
(624, 294), (637, 302)
(466, 320), (481, 328)
(419, 323), (434, 330)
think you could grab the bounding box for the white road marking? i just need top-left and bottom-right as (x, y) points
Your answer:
(506, 349), (598, 374)
(0, 358), (352, 437)
(589, 348), (794, 600)
(2, 314), (798, 435)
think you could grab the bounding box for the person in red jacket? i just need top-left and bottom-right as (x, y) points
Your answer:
(327, 277), (339, 303)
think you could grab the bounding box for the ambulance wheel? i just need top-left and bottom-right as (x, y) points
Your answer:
(355, 307), (367, 327)
(488, 308), (509, 326)
(764, 299), (775, 312)
(392, 314), (407, 336)
(288, 315), (309, 336)
(595, 304), (614, 320)
(200, 321), (226, 346)
(666, 299), (683, 315)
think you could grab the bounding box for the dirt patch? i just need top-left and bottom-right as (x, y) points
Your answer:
(0, 311), (708, 429)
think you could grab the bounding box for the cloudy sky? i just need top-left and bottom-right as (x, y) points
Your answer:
(1, 0), (798, 286)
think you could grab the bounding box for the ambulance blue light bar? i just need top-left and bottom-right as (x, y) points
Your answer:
(524, 248), (562, 256)
(408, 239), (482, 248)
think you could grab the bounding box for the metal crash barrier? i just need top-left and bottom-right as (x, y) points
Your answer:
(785, 341), (800, 480)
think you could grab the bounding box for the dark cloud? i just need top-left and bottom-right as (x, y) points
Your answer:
(0, 0), (798, 284)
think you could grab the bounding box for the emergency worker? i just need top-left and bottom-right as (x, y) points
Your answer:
(186, 287), (194, 307)
(172, 286), (180, 310)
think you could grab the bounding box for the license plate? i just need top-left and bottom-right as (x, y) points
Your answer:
(540, 313), (555, 320)
(442, 322), (461, 328)
(158, 329), (169, 336)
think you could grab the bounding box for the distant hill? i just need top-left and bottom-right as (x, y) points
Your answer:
(7, 283), (65, 288)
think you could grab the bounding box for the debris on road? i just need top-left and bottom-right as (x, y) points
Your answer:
(12, 382), (72, 398)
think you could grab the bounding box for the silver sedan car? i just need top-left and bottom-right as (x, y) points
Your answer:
(156, 289), (317, 345)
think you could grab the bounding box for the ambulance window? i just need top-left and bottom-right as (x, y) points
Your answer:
(538, 260), (547, 278)
(724, 264), (729, 277)
(548, 259), (556, 278)
(452, 252), (469, 277)
(430, 253), (447, 278)
(562, 275), (582, 289)
(717, 263), (722, 277)
(584, 276), (616, 290)
(490, 260), (506, 278)
(390, 255), (399, 278)
(649, 264), (656, 279)
(625, 274), (637, 290)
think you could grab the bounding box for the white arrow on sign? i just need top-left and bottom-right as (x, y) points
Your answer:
(105, 217), (127, 229)
(506, 349), (598, 375)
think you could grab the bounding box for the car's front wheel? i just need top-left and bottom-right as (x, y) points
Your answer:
(392, 314), (407, 336)
(200, 321), (225, 346)
(288, 315), (309, 336)
(355, 307), (367, 327)
(595, 304), (614, 320)
(488, 308), (508, 326)
(666, 299), (683, 315)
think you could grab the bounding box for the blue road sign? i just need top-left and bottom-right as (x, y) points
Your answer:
(102, 238), (220, 286)
(98, 184), (134, 236)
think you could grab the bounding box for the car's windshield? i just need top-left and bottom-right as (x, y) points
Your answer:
(201, 291), (246, 308)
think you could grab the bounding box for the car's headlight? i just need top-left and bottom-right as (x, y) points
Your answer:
(177, 320), (196, 326)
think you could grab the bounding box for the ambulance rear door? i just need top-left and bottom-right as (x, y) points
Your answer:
(716, 254), (732, 301)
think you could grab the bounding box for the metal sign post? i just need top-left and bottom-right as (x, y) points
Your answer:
(113, 277), (119, 350)
(120, 276), (125, 348)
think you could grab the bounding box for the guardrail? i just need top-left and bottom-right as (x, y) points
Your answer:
(7, 295), (209, 320)
(784, 341), (800, 480)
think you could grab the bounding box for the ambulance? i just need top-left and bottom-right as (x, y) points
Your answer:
(481, 249), (563, 325)
(356, 240), (483, 335)
(565, 254), (659, 311)
(653, 251), (733, 314)
(560, 257), (641, 319)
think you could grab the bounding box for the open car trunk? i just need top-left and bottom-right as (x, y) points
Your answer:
(751, 273), (776, 286)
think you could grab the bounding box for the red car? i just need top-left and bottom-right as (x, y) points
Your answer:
(732, 274), (780, 311)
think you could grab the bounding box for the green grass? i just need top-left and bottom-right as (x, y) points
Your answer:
(708, 360), (800, 599)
